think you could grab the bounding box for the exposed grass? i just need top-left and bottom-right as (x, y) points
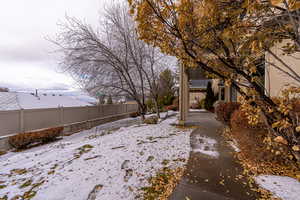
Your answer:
(0, 151), (6, 156)
(0, 185), (7, 190)
(11, 168), (27, 175)
(161, 159), (170, 166)
(75, 144), (94, 158)
(19, 180), (33, 189)
(141, 167), (185, 200)
(147, 156), (155, 162)
(22, 190), (37, 200)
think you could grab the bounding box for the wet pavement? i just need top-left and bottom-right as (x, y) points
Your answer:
(169, 111), (259, 200)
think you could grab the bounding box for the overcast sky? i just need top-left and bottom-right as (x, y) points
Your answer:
(0, 0), (109, 91)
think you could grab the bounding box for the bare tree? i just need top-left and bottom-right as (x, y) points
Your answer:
(52, 3), (172, 119)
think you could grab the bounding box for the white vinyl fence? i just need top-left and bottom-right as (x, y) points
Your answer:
(0, 104), (138, 137)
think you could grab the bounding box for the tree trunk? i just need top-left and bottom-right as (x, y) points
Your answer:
(138, 103), (147, 121)
(154, 99), (160, 119)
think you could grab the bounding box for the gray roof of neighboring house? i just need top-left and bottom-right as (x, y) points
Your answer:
(189, 79), (212, 89)
(0, 92), (21, 110)
(0, 92), (94, 111)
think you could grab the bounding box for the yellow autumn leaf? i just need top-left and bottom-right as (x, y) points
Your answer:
(250, 41), (258, 52)
(272, 121), (281, 129)
(290, 0), (300, 10)
(270, 0), (283, 6)
(292, 145), (300, 151)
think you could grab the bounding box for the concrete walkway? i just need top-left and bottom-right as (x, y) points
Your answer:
(169, 111), (259, 200)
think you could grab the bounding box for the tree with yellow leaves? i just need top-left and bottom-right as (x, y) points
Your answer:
(128, 0), (300, 161)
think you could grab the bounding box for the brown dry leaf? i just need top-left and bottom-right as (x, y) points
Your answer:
(273, 136), (288, 145)
(141, 167), (185, 200)
(222, 127), (300, 200)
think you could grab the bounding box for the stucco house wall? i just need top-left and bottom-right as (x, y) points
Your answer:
(189, 91), (206, 104)
(265, 41), (300, 97)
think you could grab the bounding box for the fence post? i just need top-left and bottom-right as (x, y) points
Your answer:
(86, 106), (91, 129)
(20, 109), (25, 133)
(99, 105), (103, 118)
(125, 104), (128, 113)
(59, 107), (64, 125)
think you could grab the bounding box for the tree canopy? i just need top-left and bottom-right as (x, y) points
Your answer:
(128, 0), (300, 160)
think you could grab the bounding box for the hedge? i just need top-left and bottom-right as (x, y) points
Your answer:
(9, 127), (63, 149)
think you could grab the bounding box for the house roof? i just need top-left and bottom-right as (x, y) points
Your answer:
(17, 93), (93, 109)
(186, 67), (207, 79)
(0, 92), (20, 110)
(0, 92), (93, 110)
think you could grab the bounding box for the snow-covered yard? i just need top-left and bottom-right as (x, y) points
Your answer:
(0, 115), (192, 200)
(255, 175), (300, 200)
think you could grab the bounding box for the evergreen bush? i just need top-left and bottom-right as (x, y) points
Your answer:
(204, 82), (217, 110)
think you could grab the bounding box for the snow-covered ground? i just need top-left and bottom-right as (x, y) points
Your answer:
(0, 115), (192, 200)
(255, 175), (300, 200)
(189, 109), (207, 112)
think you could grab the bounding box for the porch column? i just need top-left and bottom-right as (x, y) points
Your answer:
(225, 86), (231, 102)
(179, 64), (189, 125)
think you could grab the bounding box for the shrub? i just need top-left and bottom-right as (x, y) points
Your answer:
(106, 95), (113, 104)
(204, 82), (217, 110)
(190, 103), (201, 109)
(159, 94), (175, 106)
(165, 105), (178, 111)
(199, 98), (205, 109)
(160, 107), (168, 113)
(213, 100), (223, 109)
(9, 127), (63, 149)
(172, 97), (179, 107)
(146, 99), (155, 113)
(164, 97), (179, 111)
(0, 87), (9, 92)
(225, 127), (298, 176)
(215, 102), (240, 125)
(292, 99), (300, 113)
(144, 116), (158, 124)
(230, 108), (266, 130)
(130, 112), (140, 118)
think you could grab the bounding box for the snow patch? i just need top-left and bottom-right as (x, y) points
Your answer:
(193, 135), (219, 158)
(189, 109), (207, 112)
(255, 175), (300, 200)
